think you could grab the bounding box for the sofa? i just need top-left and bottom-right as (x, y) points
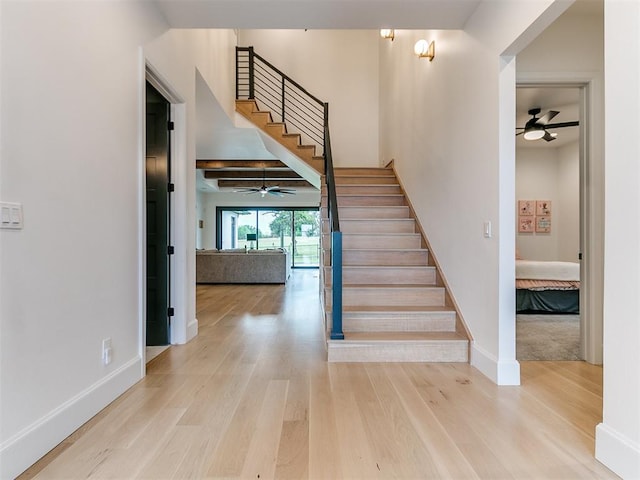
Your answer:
(196, 248), (291, 284)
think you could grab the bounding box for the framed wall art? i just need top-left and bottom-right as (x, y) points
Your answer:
(536, 215), (551, 233)
(518, 200), (535, 216)
(536, 200), (551, 216)
(519, 216), (535, 233)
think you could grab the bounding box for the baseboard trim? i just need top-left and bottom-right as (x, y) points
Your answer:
(596, 422), (640, 479)
(187, 317), (198, 342)
(470, 342), (520, 385)
(0, 356), (142, 480)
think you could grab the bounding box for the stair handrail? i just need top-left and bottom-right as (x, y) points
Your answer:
(236, 46), (343, 340)
(323, 104), (344, 340)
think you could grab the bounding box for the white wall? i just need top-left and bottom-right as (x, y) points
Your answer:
(200, 191), (320, 250)
(377, 2), (568, 385)
(0, 3), (237, 477)
(379, 28), (510, 383)
(596, 1), (640, 478)
(515, 142), (579, 262)
(237, 29), (380, 167)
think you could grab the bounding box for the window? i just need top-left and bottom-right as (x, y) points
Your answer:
(216, 207), (320, 267)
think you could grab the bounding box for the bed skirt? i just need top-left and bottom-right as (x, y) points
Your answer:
(516, 289), (579, 314)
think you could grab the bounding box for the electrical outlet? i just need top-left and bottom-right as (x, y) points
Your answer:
(102, 338), (112, 365)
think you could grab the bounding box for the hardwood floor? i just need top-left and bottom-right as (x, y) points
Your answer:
(20, 270), (617, 479)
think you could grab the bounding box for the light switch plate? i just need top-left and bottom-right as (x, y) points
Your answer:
(0, 202), (22, 229)
(483, 221), (492, 238)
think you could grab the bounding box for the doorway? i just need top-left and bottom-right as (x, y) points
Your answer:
(145, 81), (172, 346)
(514, 84), (591, 361)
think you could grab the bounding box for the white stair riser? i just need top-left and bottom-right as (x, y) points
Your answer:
(324, 267), (436, 285)
(327, 341), (468, 362)
(322, 219), (416, 234)
(325, 287), (445, 308)
(327, 250), (430, 266)
(329, 185), (402, 195)
(321, 206), (410, 219)
(326, 312), (456, 332)
(322, 234), (422, 250)
(334, 168), (395, 177)
(335, 176), (398, 185)
(321, 195), (406, 207)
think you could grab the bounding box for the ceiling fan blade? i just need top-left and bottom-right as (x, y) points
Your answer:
(233, 188), (259, 193)
(536, 110), (559, 126)
(265, 185), (280, 191)
(543, 131), (557, 142)
(278, 191), (296, 195)
(516, 131), (525, 136)
(544, 121), (579, 129)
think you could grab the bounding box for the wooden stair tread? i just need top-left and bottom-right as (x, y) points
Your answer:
(343, 305), (454, 313)
(336, 183), (400, 187)
(330, 218), (414, 222)
(339, 206), (408, 209)
(339, 232), (419, 236)
(335, 332), (468, 342)
(341, 284), (441, 289)
(322, 193), (404, 196)
(341, 248), (428, 252)
(336, 265), (433, 270)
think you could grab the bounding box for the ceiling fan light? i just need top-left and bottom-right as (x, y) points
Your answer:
(523, 129), (545, 141)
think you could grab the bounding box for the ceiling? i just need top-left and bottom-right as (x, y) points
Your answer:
(154, 0), (483, 29)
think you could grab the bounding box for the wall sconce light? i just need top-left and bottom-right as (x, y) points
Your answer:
(380, 29), (395, 41)
(414, 39), (435, 61)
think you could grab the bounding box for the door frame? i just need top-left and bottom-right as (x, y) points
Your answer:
(141, 62), (188, 370)
(516, 74), (604, 364)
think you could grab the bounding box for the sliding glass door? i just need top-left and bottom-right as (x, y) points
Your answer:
(216, 207), (319, 268)
(293, 210), (320, 267)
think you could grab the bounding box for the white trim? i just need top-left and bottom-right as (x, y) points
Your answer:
(0, 357), (142, 480)
(595, 423), (640, 480)
(470, 343), (521, 386)
(187, 317), (199, 341)
(497, 55), (519, 386)
(138, 48), (147, 374)
(145, 63), (185, 104)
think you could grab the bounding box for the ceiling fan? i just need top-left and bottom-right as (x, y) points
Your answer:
(233, 170), (296, 197)
(516, 107), (579, 142)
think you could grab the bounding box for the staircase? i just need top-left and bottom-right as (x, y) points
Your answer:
(321, 167), (470, 362)
(235, 99), (325, 174)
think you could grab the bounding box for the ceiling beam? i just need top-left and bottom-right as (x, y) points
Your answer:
(217, 180), (315, 189)
(203, 170), (303, 180)
(196, 160), (288, 169)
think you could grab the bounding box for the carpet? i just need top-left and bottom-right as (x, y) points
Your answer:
(516, 314), (580, 361)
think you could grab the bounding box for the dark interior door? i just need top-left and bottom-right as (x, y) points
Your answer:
(146, 82), (171, 346)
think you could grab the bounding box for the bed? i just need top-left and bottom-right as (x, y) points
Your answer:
(516, 260), (580, 314)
